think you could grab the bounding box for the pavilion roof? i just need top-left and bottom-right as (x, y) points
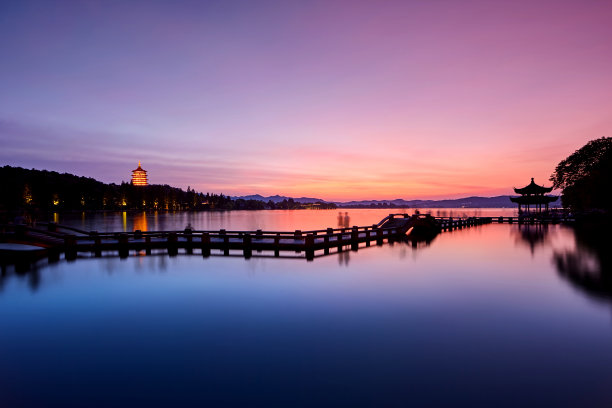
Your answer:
(132, 161), (147, 173)
(513, 178), (553, 195)
(509, 195), (557, 204)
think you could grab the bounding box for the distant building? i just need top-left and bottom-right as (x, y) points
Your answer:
(131, 161), (148, 186)
(510, 178), (556, 213)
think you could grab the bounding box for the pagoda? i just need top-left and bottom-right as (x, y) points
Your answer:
(131, 161), (148, 186)
(510, 178), (556, 214)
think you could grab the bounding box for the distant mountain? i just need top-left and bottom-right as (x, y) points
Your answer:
(335, 195), (561, 208)
(232, 194), (561, 208)
(232, 194), (328, 204)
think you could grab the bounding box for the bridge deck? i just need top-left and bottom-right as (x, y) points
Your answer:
(0, 213), (573, 263)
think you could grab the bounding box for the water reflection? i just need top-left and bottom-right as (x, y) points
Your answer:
(0, 259), (42, 292)
(51, 208), (518, 233)
(514, 224), (550, 255)
(4, 220), (612, 407)
(133, 211), (148, 232)
(554, 225), (612, 305)
(0, 230), (442, 292)
(337, 250), (350, 266)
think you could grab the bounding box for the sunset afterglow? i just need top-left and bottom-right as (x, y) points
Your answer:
(1, 0), (610, 200)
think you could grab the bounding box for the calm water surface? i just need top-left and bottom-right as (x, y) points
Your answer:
(1, 210), (611, 407)
(48, 208), (519, 232)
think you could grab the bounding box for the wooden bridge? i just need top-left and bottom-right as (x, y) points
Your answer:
(0, 213), (573, 263)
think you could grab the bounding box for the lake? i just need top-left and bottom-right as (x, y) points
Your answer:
(45, 208), (519, 232)
(1, 209), (611, 407)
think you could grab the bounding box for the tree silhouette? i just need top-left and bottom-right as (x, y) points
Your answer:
(550, 137), (612, 212)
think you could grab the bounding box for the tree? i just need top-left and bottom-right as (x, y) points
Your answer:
(550, 137), (612, 212)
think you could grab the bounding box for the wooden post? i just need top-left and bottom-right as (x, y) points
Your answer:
(184, 229), (193, 254)
(376, 228), (383, 245)
(305, 234), (314, 261)
(274, 233), (280, 257)
(449, 217), (453, 230)
(223, 234), (229, 256)
(65, 234), (77, 260)
(48, 248), (60, 263)
(324, 235), (330, 255)
(243, 233), (252, 259)
(201, 233), (210, 258)
(167, 232), (178, 256)
(351, 226), (359, 251)
(366, 230), (371, 247)
(145, 235), (151, 255)
(90, 231), (101, 257)
(134, 229), (142, 239)
(94, 235), (102, 257)
(295, 231), (303, 254)
(498, 216), (503, 223)
(118, 233), (129, 258)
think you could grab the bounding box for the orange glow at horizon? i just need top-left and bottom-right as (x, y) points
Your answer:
(148, 140), (566, 201)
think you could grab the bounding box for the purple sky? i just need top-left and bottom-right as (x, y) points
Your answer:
(1, 0), (611, 200)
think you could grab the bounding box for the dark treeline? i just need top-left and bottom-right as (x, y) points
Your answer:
(0, 166), (336, 212)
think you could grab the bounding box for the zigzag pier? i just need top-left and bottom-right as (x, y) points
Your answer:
(0, 213), (574, 264)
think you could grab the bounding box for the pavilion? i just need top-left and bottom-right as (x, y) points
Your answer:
(510, 178), (557, 214)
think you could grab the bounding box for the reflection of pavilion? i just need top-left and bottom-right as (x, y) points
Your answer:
(510, 178), (557, 214)
(514, 224), (549, 254)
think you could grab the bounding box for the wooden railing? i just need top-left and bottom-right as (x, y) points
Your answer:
(1, 213), (575, 262)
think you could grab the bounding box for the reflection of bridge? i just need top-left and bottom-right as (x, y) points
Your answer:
(1, 213), (573, 263)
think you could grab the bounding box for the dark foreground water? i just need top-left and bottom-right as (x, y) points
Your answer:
(1, 210), (611, 407)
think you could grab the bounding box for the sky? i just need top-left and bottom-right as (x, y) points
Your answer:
(1, 0), (611, 201)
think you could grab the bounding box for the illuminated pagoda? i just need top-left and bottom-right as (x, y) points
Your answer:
(510, 178), (556, 214)
(131, 161), (148, 186)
